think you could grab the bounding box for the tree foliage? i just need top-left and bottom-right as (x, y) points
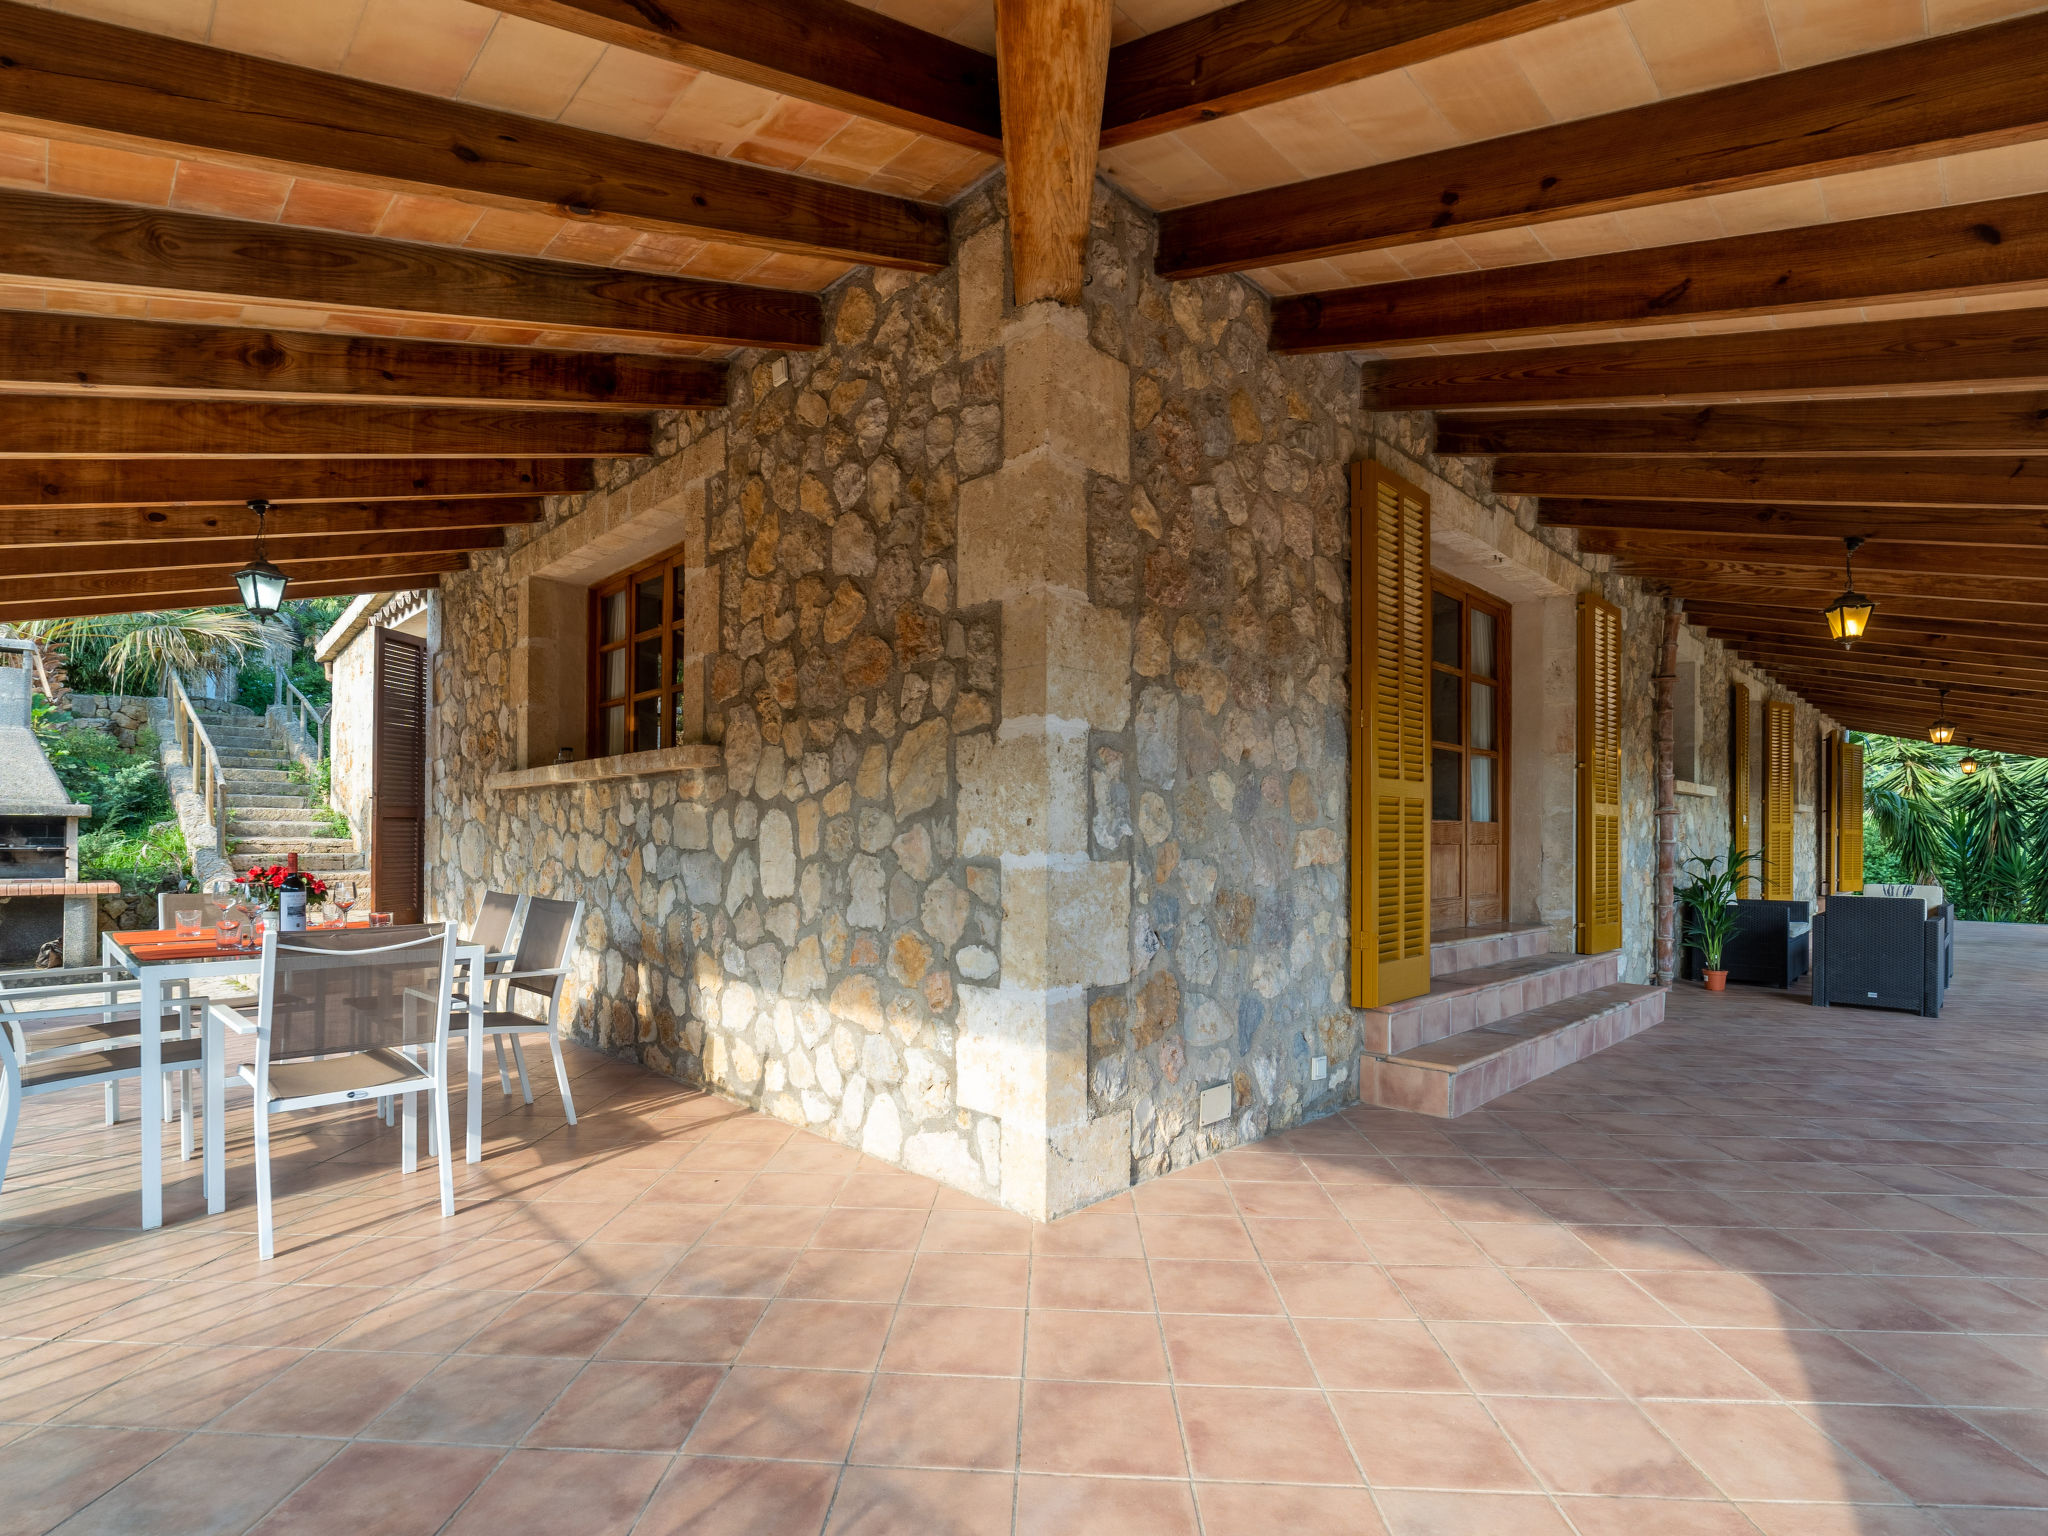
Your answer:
(1861, 734), (2048, 922)
(4, 608), (263, 694)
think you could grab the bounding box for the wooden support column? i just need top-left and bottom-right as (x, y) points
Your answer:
(996, 0), (1114, 307)
(1655, 597), (1683, 987)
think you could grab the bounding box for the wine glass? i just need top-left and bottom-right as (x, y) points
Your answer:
(331, 881), (357, 927)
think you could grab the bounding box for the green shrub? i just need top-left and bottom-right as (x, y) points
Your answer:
(34, 716), (172, 835)
(79, 821), (190, 892)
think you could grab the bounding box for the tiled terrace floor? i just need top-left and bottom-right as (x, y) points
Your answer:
(7, 924), (2048, 1534)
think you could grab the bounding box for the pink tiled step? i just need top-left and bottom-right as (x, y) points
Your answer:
(1367, 983), (1667, 1118)
(1360, 950), (1622, 1056)
(1431, 922), (1551, 976)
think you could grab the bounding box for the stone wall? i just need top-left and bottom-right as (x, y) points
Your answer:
(413, 169), (1841, 1217)
(61, 694), (154, 749)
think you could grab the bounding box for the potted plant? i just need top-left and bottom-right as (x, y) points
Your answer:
(1677, 849), (1755, 991)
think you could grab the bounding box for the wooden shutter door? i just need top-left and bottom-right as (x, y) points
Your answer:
(1730, 682), (1753, 897)
(1350, 461), (1431, 1008)
(371, 627), (429, 925)
(1763, 700), (1795, 900)
(1836, 736), (1865, 892)
(1576, 593), (1622, 954)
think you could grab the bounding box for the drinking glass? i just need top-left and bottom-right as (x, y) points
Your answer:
(369, 912), (394, 927)
(332, 882), (357, 927)
(214, 911), (242, 950)
(174, 910), (202, 939)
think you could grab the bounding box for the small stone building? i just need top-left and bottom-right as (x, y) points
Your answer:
(0, 638), (113, 967)
(326, 176), (1846, 1221)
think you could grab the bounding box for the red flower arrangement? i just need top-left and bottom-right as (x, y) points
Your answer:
(247, 864), (330, 899)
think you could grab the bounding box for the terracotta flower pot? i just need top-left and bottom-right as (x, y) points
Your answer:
(1704, 970), (1728, 992)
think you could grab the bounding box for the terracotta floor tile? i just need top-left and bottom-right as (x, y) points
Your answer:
(54, 1344), (301, 1429)
(836, 1172), (942, 1209)
(459, 1289), (636, 1356)
(600, 1295), (766, 1363)
(1148, 1259), (1281, 1314)
(1194, 1482), (1388, 1536)
(657, 1244), (798, 1297)
(246, 1443), (499, 1536)
(743, 1172), (848, 1206)
(213, 1349), (435, 1437)
(1025, 1308), (1169, 1382)
(1329, 1390), (1539, 1490)
(827, 1467), (1014, 1536)
(0, 1427), (181, 1536)
(364, 1353), (582, 1445)
(849, 1371), (1020, 1469)
(685, 1365), (870, 1461)
(323, 1287), (513, 1353)
(1487, 1394), (1715, 1496)
(1641, 1400), (1903, 1502)
(783, 1247), (914, 1303)
(1032, 1212), (1143, 1258)
(702, 1204), (825, 1248)
(1266, 1261), (1411, 1318)
(1018, 1379), (1186, 1476)
(522, 1360), (722, 1450)
(635, 1455), (838, 1536)
(442, 1448), (667, 1536)
(1139, 1214), (1258, 1260)
(1296, 1316), (1466, 1391)
(741, 1300), (894, 1371)
(1373, 1489), (1577, 1535)
(1161, 1312), (1315, 1386)
(533, 1240), (689, 1294)
(811, 1206), (930, 1251)
(1555, 1496), (1760, 1536)
(1816, 1404), (2048, 1505)
(1246, 1216), (1372, 1262)
(922, 1211), (1031, 1254)
(1177, 1385), (1360, 1483)
(1386, 1265), (1547, 1322)
(1359, 1220), (1489, 1266)
(1429, 1321), (1618, 1397)
(1704, 1327), (1925, 1405)
(1014, 1473), (1199, 1536)
(0, 1338), (164, 1421)
(1132, 1178), (1238, 1215)
(1232, 1182), (1341, 1219)
(880, 1305), (1026, 1375)
(904, 1251), (1030, 1308)
(46, 1431), (336, 1536)
(1511, 1269), (1676, 1325)
(1846, 1330), (2048, 1409)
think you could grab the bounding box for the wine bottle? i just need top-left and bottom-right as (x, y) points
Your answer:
(279, 851), (309, 932)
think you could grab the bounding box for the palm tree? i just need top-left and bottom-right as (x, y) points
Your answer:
(1863, 735), (1951, 885)
(2, 609), (264, 696)
(1860, 734), (2048, 923)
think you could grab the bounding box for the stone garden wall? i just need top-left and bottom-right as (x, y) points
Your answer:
(416, 170), (1839, 1215)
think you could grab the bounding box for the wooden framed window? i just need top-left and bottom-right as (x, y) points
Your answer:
(589, 546), (690, 760)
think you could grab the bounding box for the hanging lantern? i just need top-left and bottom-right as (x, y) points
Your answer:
(1821, 535), (1874, 648)
(1959, 738), (1980, 775)
(234, 498), (289, 618)
(1928, 688), (1956, 746)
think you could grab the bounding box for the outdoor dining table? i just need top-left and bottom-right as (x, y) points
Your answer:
(99, 924), (489, 1230)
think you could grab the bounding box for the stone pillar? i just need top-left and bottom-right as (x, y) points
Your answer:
(956, 298), (1136, 1220)
(1654, 597), (1683, 985)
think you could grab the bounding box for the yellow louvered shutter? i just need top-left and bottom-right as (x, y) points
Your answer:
(1835, 735), (1865, 893)
(1730, 682), (1753, 898)
(1576, 593), (1622, 955)
(1349, 461), (1431, 1008)
(1764, 700), (1795, 899)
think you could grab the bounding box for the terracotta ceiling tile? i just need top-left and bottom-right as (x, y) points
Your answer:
(1236, 95), (1374, 184)
(1113, 0), (1222, 33)
(1248, 262), (1331, 296)
(64, 289), (153, 317)
(655, 75), (783, 158)
(678, 243), (775, 283)
(808, 118), (924, 181)
(1450, 227), (1555, 269)
(462, 207), (573, 256)
(208, 0), (367, 71)
(1096, 145), (1178, 210)
(1958, 285), (2048, 312)
(1611, 201), (1729, 249)
(541, 224), (642, 268)
(472, 325), (546, 345)
(170, 162), (294, 222)
(396, 317), (488, 340)
(145, 296), (252, 323)
(1700, 179), (1831, 236)
(51, 0), (213, 42)
(46, 141), (177, 206)
(1389, 241), (1482, 281)
(325, 313), (408, 335)
(1929, 0), (2048, 31)
(558, 49), (700, 141)
(1407, 40), (1553, 142)
(1313, 72), (1463, 165)
(1323, 250), (1410, 287)
(1178, 113), (1303, 197)
(746, 253), (854, 292)
(727, 139), (813, 174)
(341, 0), (493, 97)
(1111, 129), (1254, 210)
(867, 137), (989, 198)
(1940, 140), (2048, 204)
(1507, 9), (1661, 120)
(615, 232), (711, 275)
(238, 303), (336, 329)
(1623, 0), (1782, 96)
(375, 195), (484, 246)
(1815, 161), (1947, 222)
(1766, 0), (1926, 70)
(0, 132), (48, 191)
(278, 181), (396, 235)
(752, 99), (861, 162)
(1528, 211), (1637, 260)
(0, 285), (53, 310)
(458, 14), (607, 121)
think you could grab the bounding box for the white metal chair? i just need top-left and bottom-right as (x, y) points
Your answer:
(0, 967), (202, 1196)
(218, 925), (457, 1259)
(450, 895), (583, 1125)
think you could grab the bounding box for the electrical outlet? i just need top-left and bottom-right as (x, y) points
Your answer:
(1198, 1082), (1231, 1126)
(1311, 1055), (1328, 1081)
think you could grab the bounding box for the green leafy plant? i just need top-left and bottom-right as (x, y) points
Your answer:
(1677, 848), (1756, 972)
(5, 609), (263, 695)
(33, 715), (171, 834)
(78, 821), (190, 892)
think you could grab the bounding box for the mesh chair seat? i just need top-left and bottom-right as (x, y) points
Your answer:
(255, 1047), (433, 1102)
(454, 1009), (557, 1034)
(23, 1037), (204, 1089)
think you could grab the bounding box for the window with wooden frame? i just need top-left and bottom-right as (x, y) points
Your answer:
(589, 546), (691, 760)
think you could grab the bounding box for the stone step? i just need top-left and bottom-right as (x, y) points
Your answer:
(1360, 950), (1622, 1057)
(229, 793), (317, 810)
(228, 809), (329, 827)
(230, 851), (363, 874)
(228, 820), (351, 842)
(218, 752), (291, 766)
(1365, 983), (1667, 1118)
(230, 836), (357, 854)
(223, 768), (291, 784)
(1432, 922), (1551, 977)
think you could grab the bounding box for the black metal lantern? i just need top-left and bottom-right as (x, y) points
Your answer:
(234, 498), (289, 618)
(1928, 688), (1956, 746)
(1959, 738), (1981, 776)
(1821, 535), (1874, 648)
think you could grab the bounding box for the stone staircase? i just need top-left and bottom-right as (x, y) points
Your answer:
(192, 702), (368, 893)
(1359, 923), (1665, 1117)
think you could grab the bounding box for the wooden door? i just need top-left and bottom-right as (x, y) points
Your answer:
(371, 626), (429, 925)
(1428, 572), (1509, 930)
(1577, 593), (1623, 954)
(1763, 700), (1795, 900)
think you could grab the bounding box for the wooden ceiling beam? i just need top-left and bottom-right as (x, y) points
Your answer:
(0, 399), (650, 459)
(0, 2), (947, 270)
(997, 0), (1114, 307)
(1440, 396), (2048, 458)
(1602, 558), (2048, 608)
(1275, 190), (2048, 351)
(1158, 9), (2048, 278)
(1693, 622), (2048, 668)
(0, 499), (542, 547)
(0, 192), (819, 351)
(1101, 0), (1622, 147)
(0, 553), (473, 607)
(1497, 457), (2048, 508)
(1682, 601), (2048, 648)
(1362, 309), (2048, 410)
(8, 527), (506, 579)
(0, 574), (444, 624)
(0, 459), (592, 510)
(0, 311), (725, 410)
(1712, 645), (2048, 693)
(1540, 499), (2048, 548)
(473, 0), (1002, 152)
(1573, 527), (2048, 581)
(1619, 581), (2048, 630)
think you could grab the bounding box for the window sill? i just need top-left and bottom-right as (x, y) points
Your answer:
(1675, 780), (1717, 799)
(487, 743), (722, 794)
